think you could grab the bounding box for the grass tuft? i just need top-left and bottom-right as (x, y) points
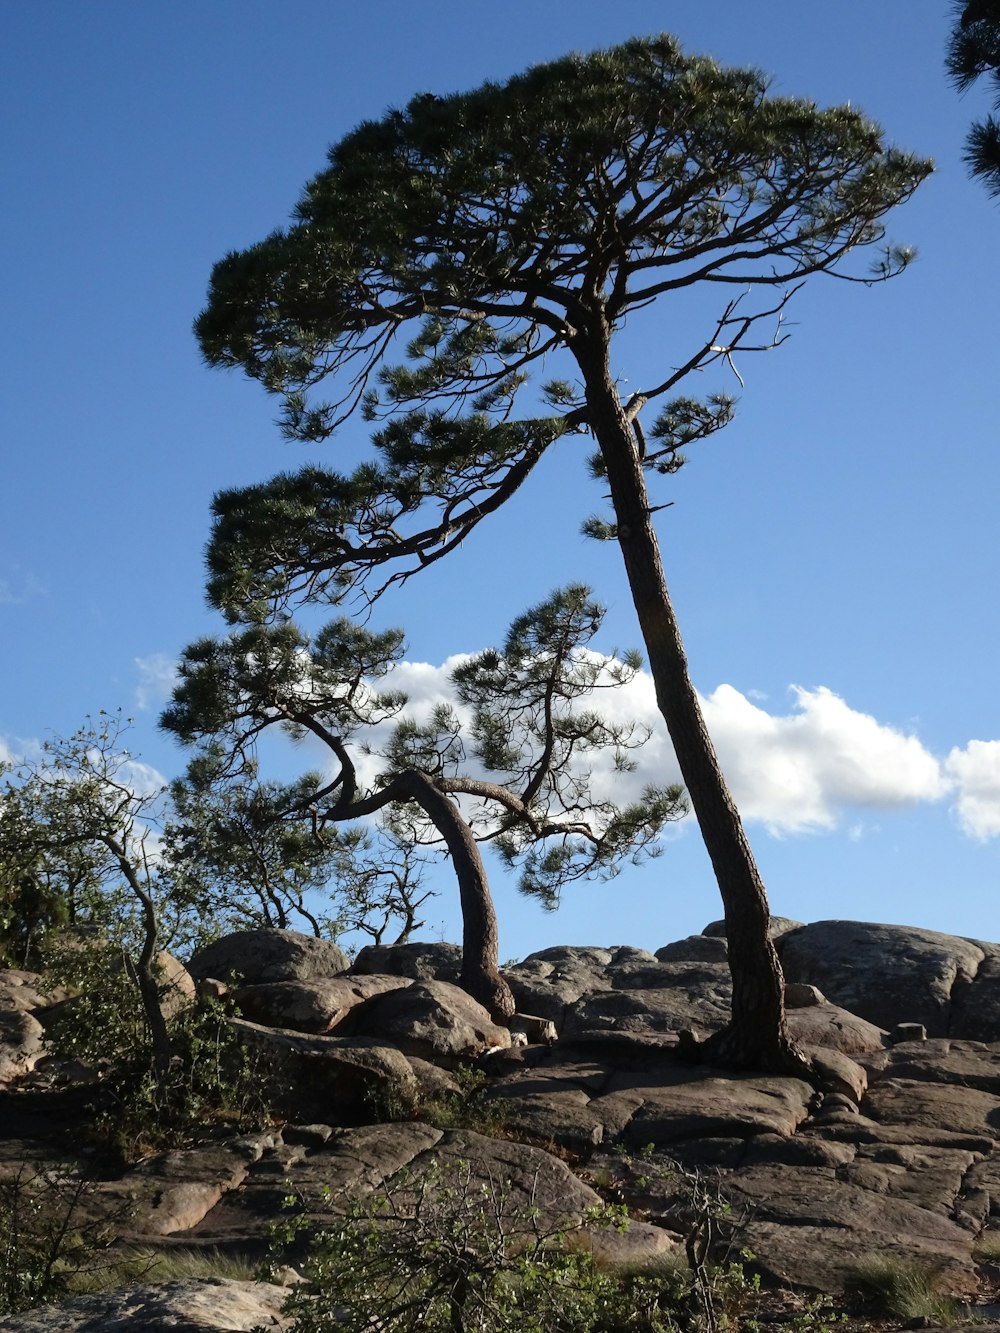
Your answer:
(65, 1246), (260, 1295)
(846, 1255), (959, 1323)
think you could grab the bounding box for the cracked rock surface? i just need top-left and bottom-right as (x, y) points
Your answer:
(9, 919), (1000, 1328)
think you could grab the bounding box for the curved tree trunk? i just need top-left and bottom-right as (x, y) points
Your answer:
(103, 836), (173, 1088)
(336, 772), (515, 1023)
(579, 339), (806, 1074)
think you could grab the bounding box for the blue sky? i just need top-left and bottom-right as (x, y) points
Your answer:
(3, 2), (999, 961)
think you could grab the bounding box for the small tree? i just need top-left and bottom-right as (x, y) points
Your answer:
(163, 586), (685, 1019)
(165, 754), (434, 941)
(947, 0), (1000, 196)
(0, 718), (284, 1153)
(0, 714), (173, 1082)
(193, 35), (931, 1069)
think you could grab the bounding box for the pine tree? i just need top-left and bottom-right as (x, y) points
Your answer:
(163, 588), (684, 1020)
(193, 35), (930, 1069)
(947, 0), (1000, 196)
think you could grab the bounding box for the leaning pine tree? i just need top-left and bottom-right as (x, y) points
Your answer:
(163, 587), (685, 1020)
(194, 35), (931, 1070)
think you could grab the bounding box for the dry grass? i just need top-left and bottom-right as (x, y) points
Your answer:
(845, 1255), (959, 1323)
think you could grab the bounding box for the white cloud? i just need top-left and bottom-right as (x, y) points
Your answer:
(945, 741), (1000, 840)
(703, 684), (948, 836)
(0, 733), (45, 770)
(134, 654), (179, 711)
(351, 665), (954, 839)
(146, 636), (1000, 844)
(387, 656), (474, 725)
(118, 757), (170, 798)
(0, 568), (46, 606)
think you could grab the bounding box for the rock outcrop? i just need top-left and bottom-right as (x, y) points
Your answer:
(188, 929), (350, 986)
(775, 919), (1000, 1039)
(0, 1277), (292, 1332)
(9, 916), (1000, 1328)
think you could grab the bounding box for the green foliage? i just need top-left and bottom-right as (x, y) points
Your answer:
(276, 1160), (686, 1333)
(166, 587), (686, 925)
(0, 725), (139, 968)
(974, 1229), (1000, 1262)
(42, 935), (272, 1161)
(188, 33), (932, 1064)
(0, 861), (72, 970)
(194, 34), (929, 622)
(447, 585), (686, 906)
(0, 1169), (252, 1317)
(405, 1065), (510, 1136)
(0, 1165), (131, 1317)
(108, 1246), (259, 1286)
(946, 0), (1000, 196)
(165, 754), (348, 939)
(270, 1152), (844, 1333)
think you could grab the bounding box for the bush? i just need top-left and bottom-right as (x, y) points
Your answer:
(41, 936), (274, 1160)
(0, 1165), (134, 1316)
(271, 1155), (791, 1333)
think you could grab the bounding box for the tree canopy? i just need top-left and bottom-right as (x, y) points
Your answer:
(198, 34), (928, 622)
(948, 0), (1000, 197)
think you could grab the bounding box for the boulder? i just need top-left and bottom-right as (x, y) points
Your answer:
(187, 929), (349, 986)
(777, 920), (986, 1036)
(154, 950), (197, 1020)
(227, 1018), (419, 1119)
(785, 982), (825, 1007)
(509, 1012), (558, 1044)
(0, 968), (53, 1013)
(181, 1122), (598, 1249)
(870, 1037), (1000, 1094)
(952, 945), (1000, 1040)
(233, 974), (410, 1033)
(183, 1121), (446, 1247)
(861, 1075), (1000, 1141)
(804, 1047), (868, 1102)
(349, 980), (511, 1064)
(0, 1277), (292, 1331)
(0, 1007), (44, 1084)
(736, 1202), (976, 1297)
(505, 946), (658, 1026)
(570, 1216), (684, 1269)
(592, 1065), (813, 1148)
(562, 975), (731, 1040)
(426, 1127), (601, 1227)
(702, 916), (803, 940)
(351, 941), (464, 984)
(121, 1135), (274, 1238)
(482, 1055), (616, 1151)
(654, 933), (729, 963)
(785, 1001), (886, 1056)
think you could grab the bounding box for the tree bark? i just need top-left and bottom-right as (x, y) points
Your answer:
(333, 772), (515, 1023)
(103, 836), (173, 1088)
(578, 335), (807, 1073)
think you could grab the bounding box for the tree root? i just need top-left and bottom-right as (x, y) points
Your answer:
(680, 1025), (817, 1083)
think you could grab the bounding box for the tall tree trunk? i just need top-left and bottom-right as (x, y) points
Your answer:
(579, 342), (806, 1073)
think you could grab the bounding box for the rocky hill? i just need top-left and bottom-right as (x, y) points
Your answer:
(5, 917), (1000, 1331)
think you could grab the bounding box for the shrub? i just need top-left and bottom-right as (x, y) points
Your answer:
(269, 1154), (803, 1333)
(0, 1165), (133, 1316)
(41, 936), (274, 1161)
